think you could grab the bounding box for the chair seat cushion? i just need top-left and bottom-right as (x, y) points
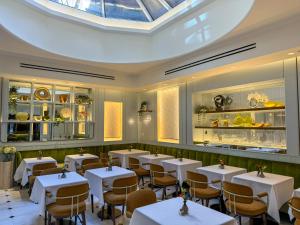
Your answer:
(296, 219), (300, 225)
(133, 168), (149, 176)
(154, 175), (177, 186)
(191, 187), (221, 199)
(225, 200), (267, 217)
(47, 202), (86, 217)
(104, 191), (126, 205)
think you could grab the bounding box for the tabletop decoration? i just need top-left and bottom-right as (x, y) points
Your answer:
(256, 164), (267, 178)
(154, 149), (158, 157)
(129, 144), (133, 152)
(37, 150), (43, 160)
(0, 146), (16, 162)
(179, 181), (191, 216)
(79, 147), (85, 156)
(178, 149), (183, 162)
(61, 168), (67, 179)
(107, 155), (113, 171)
(218, 159), (225, 169)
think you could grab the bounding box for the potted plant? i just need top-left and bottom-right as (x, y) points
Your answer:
(0, 146), (16, 189)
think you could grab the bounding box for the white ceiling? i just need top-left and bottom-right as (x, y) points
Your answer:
(0, 0), (300, 75)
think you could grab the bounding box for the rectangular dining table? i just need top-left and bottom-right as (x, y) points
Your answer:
(30, 172), (88, 215)
(84, 166), (135, 205)
(232, 171), (294, 223)
(129, 197), (238, 225)
(197, 165), (247, 183)
(162, 158), (202, 184)
(64, 153), (99, 171)
(14, 157), (57, 186)
(138, 154), (175, 170)
(109, 149), (150, 168)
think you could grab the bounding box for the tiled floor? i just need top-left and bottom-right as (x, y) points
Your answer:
(0, 187), (293, 225)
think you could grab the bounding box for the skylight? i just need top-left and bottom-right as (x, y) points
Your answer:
(50, 0), (185, 22)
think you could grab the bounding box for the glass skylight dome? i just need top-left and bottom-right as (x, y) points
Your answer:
(50, 0), (185, 22)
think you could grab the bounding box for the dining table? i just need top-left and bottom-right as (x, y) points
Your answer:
(64, 153), (99, 171)
(30, 171), (88, 215)
(14, 157), (57, 186)
(197, 164), (247, 187)
(129, 197), (238, 225)
(109, 149), (150, 168)
(232, 171), (294, 223)
(161, 158), (202, 184)
(138, 154), (175, 170)
(84, 166), (135, 205)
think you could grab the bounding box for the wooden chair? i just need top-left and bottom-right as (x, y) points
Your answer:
(149, 163), (178, 200)
(186, 171), (222, 208)
(128, 157), (150, 186)
(40, 167), (63, 176)
(100, 152), (121, 167)
(102, 176), (138, 225)
(223, 181), (268, 225)
(289, 196), (300, 225)
(28, 162), (57, 193)
(77, 158), (100, 174)
(81, 158), (99, 166)
(126, 189), (156, 218)
(47, 183), (89, 225)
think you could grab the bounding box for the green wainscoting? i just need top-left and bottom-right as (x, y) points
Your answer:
(15, 143), (300, 188)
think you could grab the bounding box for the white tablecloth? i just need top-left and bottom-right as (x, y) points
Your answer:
(64, 154), (98, 171)
(288, 188), (300, 221)
(109, 149), (150, 168)
(197, 165), (247, 183)
(14, 157), (57, 186)
(138, 154), (175, 170)
(84, 166), (135, 204)
(30, 172), (87, 215)
(232, 171), (294, 223)
(129, 197), (237, 225)
(162, 158), (202, 184)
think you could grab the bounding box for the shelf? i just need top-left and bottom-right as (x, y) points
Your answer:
(199, 106), (285, 114)
(194, 126), (286, 130)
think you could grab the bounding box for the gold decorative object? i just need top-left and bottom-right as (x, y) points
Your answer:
(60, 108), (71, 119)
(34, 87), (51, 100)
(16, 112), (29, 121)
(33, 115), (42, 121)
(256, 164), (267, 178)
(19, 95), (29, 101)
(59, 94), (69, 103)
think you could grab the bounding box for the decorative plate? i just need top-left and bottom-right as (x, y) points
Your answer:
(34, 87), (50, 100)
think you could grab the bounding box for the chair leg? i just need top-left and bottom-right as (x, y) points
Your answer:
(81, 212), (86, 225)
(69, 217), (72, 225)
(111, 205), (116, 225)
(262, 213), (267, 225)
(47, 214), (52, 225)
(206, 199), (209, 207)
(91, 194), (94, 213)
(122, 204), (125, 215)
(162, 187), (166, 200)
(142, 176), (145, 187)
(101, 204), (105, 221)
(75, 215), (77, 225)
(44, 210), (47, 225)
(249, 217), (253, 225)
(238, 216), (242, 225)
(55, 219), (60, 225)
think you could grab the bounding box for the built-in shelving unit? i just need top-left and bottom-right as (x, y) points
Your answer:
(2, 80), (94, 142)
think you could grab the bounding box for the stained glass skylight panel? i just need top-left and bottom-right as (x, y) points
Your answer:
(164, 0), (185, 8)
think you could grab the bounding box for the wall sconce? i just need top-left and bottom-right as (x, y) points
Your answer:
(128, 118), (135, 125)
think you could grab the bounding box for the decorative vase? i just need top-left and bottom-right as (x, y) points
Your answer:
(219, 164), (225, 169)
(179, 200), (189, 216)
(257, 170), (265, 178)
(16, 112), (29, 121)
(0, 161), (13, 189)
(59, 94), (69, 103)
